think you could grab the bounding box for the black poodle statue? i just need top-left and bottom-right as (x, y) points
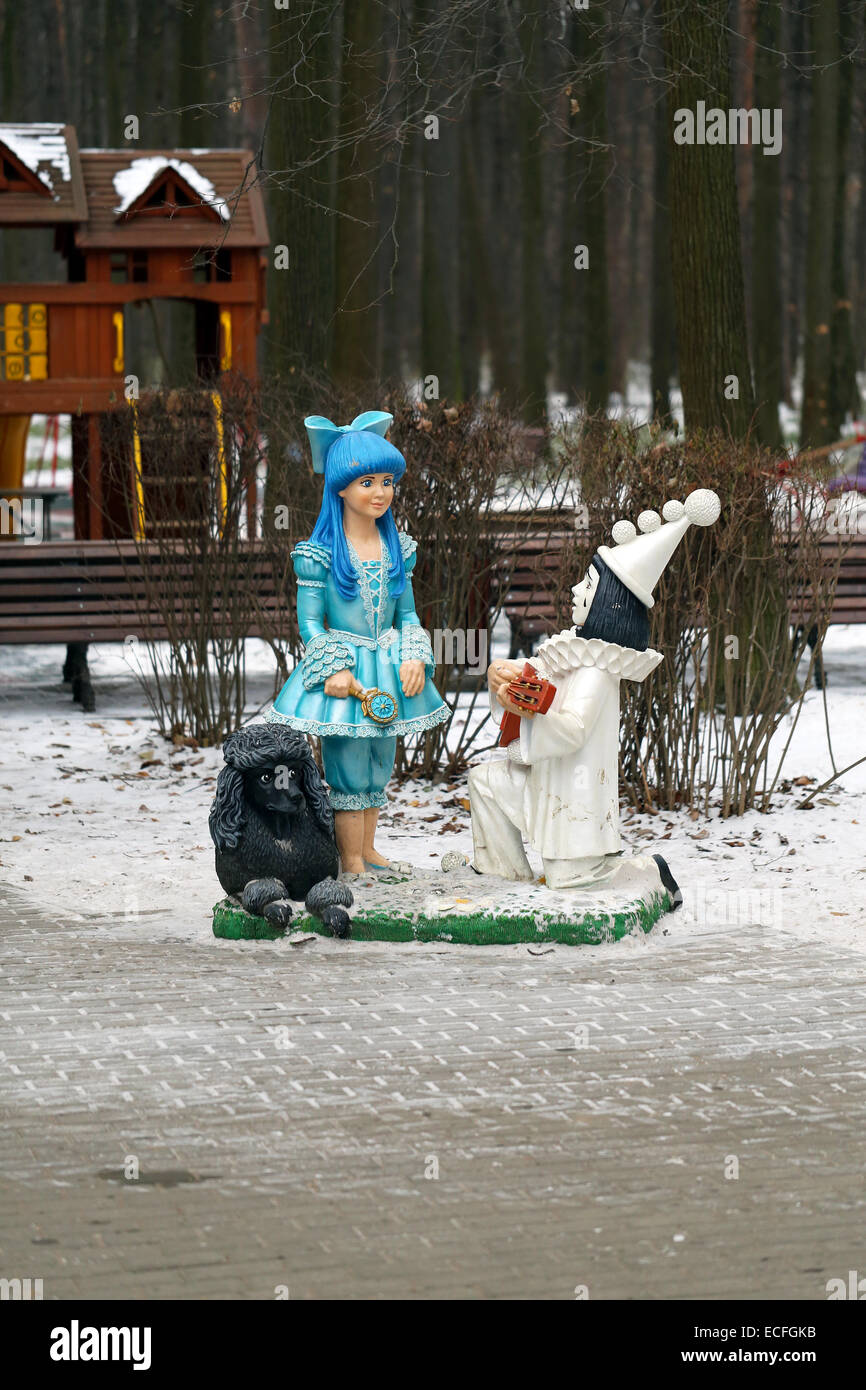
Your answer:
(209, 724), (353, 937)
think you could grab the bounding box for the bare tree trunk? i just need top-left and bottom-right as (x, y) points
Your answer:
(558, 43), (582, 401)
(650, 90), (675, 427)
(331, 0), (382, 385)
(264, 3), (334, 383)
(458, 102), (483, 399)
(518, 2), (547, 423)
(829, 0), (860, 427)
(575, 3), (610, 414)
(751, 0), (783, 448)
(662, 0), (755, 437)
(418, 0), (460, 403)
(233, 2), (268, 159)
(461, 120), (515, 400)
(801, 0), (839, 446)
(177, 0), (210, 146)
(780, 0), (807, 407)
(102, 0), (128, 144)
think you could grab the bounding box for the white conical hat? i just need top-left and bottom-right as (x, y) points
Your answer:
(596, 488), (721, 609)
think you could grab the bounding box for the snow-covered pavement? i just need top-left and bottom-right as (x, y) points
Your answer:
(1, 631), (866, 1299)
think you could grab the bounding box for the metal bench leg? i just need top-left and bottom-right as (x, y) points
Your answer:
(63, 641), (96, 712)
(807, 624), (825, 690)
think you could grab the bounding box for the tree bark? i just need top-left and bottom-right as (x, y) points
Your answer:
(662, 0), (755, 437)
(518, 2), (547, 423)
(829, 0), (860, 428)
(751, 0), (783, 448)
(177, 0), (209, 147)
(264, 3), (334, 383)
(418, 0), (460, 403)
(650, 90), (675, 427)
(801, 0), (839, 446)
(575, 4), (610, 414)
(331, 0), (383, 385)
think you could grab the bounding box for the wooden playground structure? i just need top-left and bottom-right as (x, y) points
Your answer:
(0, 123), (268, 537)
(0, 123), (271, 704)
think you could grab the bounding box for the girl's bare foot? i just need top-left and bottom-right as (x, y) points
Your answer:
(364, 849), (391, 867)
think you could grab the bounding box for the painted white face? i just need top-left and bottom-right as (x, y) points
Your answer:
(571, 564), (599, 629)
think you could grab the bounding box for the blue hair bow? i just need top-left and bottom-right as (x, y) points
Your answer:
(303, 411), (393, 475)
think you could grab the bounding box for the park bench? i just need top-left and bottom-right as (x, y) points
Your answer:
(494, 522), (866, 664)
(485, 509), (580, 658)
(2, 525), (864, 712)
(0, 539), (291, 710)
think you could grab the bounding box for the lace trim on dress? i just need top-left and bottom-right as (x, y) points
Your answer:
(330, 789), (389, 810)
(400, 623), (435, 673)
(347, 536), (392, 639)
(264, 702), (451, 739)
(292, 540), (332, 568)
(301, 632), (355, 689)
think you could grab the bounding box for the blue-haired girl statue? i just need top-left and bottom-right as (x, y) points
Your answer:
(266, 411), (450, 875)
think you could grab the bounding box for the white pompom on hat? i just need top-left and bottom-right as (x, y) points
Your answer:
(596, 487), (721, 609)
(611, 519), (636, 545)
(684, 488), (722, 526)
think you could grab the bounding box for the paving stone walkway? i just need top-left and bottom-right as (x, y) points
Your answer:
(1, 893), (865, 1300)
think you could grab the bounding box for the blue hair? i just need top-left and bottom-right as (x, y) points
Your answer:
(309, 430), (408, 600)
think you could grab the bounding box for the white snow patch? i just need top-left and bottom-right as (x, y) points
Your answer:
(1, 629), (865, 954)
(0, 123), (71, 196)
(112, 157), (230, 221)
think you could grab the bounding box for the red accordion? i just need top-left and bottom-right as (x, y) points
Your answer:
(498, 662), (557, 747)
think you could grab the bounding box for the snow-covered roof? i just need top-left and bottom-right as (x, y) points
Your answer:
(112, 156), (230, 221)
(0, 122), (71, 197)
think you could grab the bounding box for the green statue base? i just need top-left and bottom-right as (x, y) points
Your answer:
(212, 863), (673, 946)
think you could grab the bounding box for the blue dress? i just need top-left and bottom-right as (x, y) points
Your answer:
(266, 531), (451, 810)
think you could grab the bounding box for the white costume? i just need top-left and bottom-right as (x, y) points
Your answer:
(469, 634), (662, 890)
(469, 488), (722, 893)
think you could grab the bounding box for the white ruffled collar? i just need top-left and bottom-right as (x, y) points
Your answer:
(533, 630), (663, 683)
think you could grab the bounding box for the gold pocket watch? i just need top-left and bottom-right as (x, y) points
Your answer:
(348, 686), (399, 725)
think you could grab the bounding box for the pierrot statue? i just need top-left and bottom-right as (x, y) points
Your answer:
(469, 488), (721, 903)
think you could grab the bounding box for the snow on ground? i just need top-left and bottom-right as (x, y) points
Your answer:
(0, 630), (864, 954)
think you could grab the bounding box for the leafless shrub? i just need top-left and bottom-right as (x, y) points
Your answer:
(99, 380), (293, 745)
(554, 418), (846, 816)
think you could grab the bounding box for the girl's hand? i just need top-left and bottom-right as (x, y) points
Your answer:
(399, 659), (425, 698)
(324, 669), (363, 699)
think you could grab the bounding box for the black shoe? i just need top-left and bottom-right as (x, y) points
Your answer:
(652, 854), (683, 911)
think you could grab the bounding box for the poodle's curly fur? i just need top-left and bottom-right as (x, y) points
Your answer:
(209, 724), (351, 932)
